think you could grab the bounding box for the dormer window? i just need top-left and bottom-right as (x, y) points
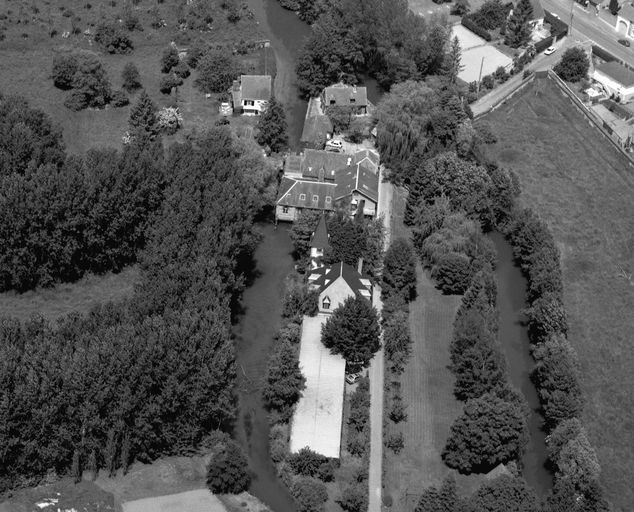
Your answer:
(350, 98), (356, 103)
(313, 195), (319, 202)
(299, 193), (306, 200)
(322, 296), (331, 310)
(325, 196), (332, 204)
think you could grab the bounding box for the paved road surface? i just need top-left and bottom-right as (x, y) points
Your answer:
(367, 167), (394, 512)
(542, 0), (634, 65)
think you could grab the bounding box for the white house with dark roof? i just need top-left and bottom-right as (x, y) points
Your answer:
(593, 61), (634, 103)
(230, 75), (272, 115)
(308, 261), (372, 314)
(321, 83), (369, 115)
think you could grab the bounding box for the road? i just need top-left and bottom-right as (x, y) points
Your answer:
(367, 167), (394, 512)
(542, 0), (634, 65)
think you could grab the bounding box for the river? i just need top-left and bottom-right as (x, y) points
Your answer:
(233, 223), (296, 512)
(491, 232), (553, 495)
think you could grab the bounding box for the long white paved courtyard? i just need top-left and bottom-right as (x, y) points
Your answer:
(451, 24), (513, 83)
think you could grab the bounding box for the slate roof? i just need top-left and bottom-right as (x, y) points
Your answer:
(530, 0), (545, 20)
(301, 150), (349, 180)
(335, 163), (379, 203)
(353, 149), (380, 168)
(240, 75), (272, 101)
(595, 61), (634, 87)
(323, 83), (368, 107)
(309, 262), (371, 297)
(310, 215), (330, 249)
(276, 178), (337, 210)
(301, 114), (334, 146)
(284, 154), (303, 177)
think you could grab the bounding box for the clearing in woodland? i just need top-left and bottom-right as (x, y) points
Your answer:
(484, 77), (634, 512)
(383, 266), (484, 510)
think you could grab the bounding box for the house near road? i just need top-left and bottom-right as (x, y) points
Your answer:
(592, 61), (634, 103)
(275, 149), (380, 222)
(230, 75), (272, 115)
(321, 82), (369, 115)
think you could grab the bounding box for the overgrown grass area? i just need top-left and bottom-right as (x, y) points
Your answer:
(483, 77), (634, 511)
(383, 266), (485, 510)
(0, 267), (139, 322)
(0, 0), (269, 154)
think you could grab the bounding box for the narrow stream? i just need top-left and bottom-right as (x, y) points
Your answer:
(490, 232), (553, 495)
(233, 223), (296, 512)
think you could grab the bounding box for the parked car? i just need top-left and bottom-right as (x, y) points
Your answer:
(325, 139), (343, 152)
(346, 372), (361, 385)
(618, 39), (631, 47)
(544, 46), (557, 55)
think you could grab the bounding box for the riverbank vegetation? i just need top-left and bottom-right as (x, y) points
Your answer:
(483, 77), (632, 510)
(376, 58), (611, 508)
(0, 91), (275, 493)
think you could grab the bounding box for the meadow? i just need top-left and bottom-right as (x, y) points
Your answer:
(0, 0), (269, 154)
(484, 77), (634, 511)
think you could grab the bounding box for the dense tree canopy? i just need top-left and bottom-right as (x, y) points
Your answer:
(469, 475), (539, 512)
(206, 438), (252, 494)
(256, 97), (289, 153)
(263, 339), (306, 421)
(195, 48), (242, 93)
(321, 296), (381, 366)
(553, 48), (589, 82)
(382, 238), (416, 301)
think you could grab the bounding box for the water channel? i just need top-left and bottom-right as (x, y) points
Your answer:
(491, 232), (553, 495)
(233, 223), (296, 512)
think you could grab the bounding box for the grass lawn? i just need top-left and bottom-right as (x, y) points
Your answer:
(483, 78), (634, 512)
(383, 266), (485, 510)
(0, 0), (269, 155)
(0, 266), (139, 322)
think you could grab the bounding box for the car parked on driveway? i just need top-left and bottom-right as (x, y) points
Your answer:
(346, 372), (361, 385)
(544, 46), (556, 55)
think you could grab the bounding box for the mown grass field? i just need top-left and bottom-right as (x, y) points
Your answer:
(383, 266), (485, 510)
(0, 0), (269, 154)
(0, 267), (139, 322)
(484, 78), (634, 512)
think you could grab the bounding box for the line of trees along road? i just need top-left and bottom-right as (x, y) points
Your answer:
(0, 94), (277, 491)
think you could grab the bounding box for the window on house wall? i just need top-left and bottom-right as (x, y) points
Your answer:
(244, 100), (254, 106)
(282, 206), (289, 214)
(299, 193), (306, 200)
(313, 195), (319, 202)
(350, 98), (356, 103)
(322, 297), (331, 309)
(330, 100), (335, 105)
(325, 196), (332, 204)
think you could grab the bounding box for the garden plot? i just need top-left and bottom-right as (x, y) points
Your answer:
(450, 25), (513, 83)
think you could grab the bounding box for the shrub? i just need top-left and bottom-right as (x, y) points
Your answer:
(206, 440), (251, 494)
(159, 74), (183, 94)
(432, 252), (472, 295)
(95, 22), (133, 54)
(173, 60), (190, 79)
(338, 484), (368, 512)
(461, 16), (492, 41)
(51, 54), (78, 89)
(110, 90), (129, 107)
(291, 477), (328, 512)
(156, 106), (183, 134)
(389, 395), (407, 423)
(383, 310), (411, 374)
(493, 66), (509, 82)
(161, 46), (180, 73)
(287, 448), (328, 477)
(386, 432), (405, 454)
(263, 338), (305, 421)
(269, 423), (289, 463)
(553, 47), (589, 82)
(121, 62), (142, 92)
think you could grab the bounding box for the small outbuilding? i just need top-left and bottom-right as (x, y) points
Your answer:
(593, 61), (634, 103)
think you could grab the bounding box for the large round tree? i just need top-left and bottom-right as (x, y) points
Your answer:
(442, 392), (529, 473)
(321, 296), (380, 367)
(206, 440), (251, 494)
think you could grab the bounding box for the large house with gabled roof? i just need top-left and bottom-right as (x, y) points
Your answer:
(275, 148), (380, 222)
(230, 75), (272, 115)
(308, 261), (372, 314)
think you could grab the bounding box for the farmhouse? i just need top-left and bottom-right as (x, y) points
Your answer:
(321, 83), (368, 114)
(230, 75), (272, 115)
(592, 61), (634, 103)
(275, 149), (380, 222)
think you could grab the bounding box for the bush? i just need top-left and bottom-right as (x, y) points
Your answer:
(173, 60), (190, 79)
(51, 54), (78, 89)
(287, 448), (328, 478)
(432, 252), (472, 295)
(338, 484), (369, 512)
(291, 477), (328, 512)
(95, 22), (133, 54)
(383, 311), (411, 374)
(156, 106), (183, 134)
(110, 90), (129, 107)
(389, 396), (407, 423)
(159, 74), (183, 94)
(121, 62), (142, 92)
(481, 74), (495, 89)
(269, 424), (289, 463)
(161, 46), (180, 73)
(206, 440), (251, 494)
(493, 66), (509, 83)
(386, 432), (405, 454)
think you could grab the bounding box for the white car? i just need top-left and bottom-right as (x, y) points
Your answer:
(345, 372), (361, 385)
(544, 46), (557, 55)
(325, 139), (343, 151)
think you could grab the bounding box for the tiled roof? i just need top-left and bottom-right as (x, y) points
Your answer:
(323, 83), (368, 107)
(240, 75), (272, 101)
(335, 163), (379, 202)
(284, 154), (303, 177)
(595, 61), (634, 87)
(310, 215), (330, 249)
(309, 262), (371, 297)
(301, 114), (334, 146)
(301, 150), (349, 180)
(276, 178), (337, 210)
(353, 149), (380, 167)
